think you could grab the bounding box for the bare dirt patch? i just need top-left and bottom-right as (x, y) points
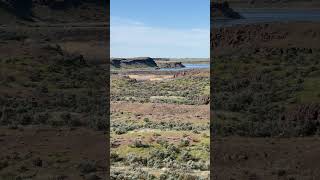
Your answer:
(127, 74), (174, 81)
(212, 137), (320, 180)
(0, 127), (107, 180)
(111, 102), (209, 124)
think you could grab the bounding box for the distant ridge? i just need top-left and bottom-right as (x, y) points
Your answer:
(0, 0), (106, 24)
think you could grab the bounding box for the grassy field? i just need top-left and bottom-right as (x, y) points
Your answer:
(110, 67), (210, 179)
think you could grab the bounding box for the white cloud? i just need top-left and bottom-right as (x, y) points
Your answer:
(110, 17), (209, 58)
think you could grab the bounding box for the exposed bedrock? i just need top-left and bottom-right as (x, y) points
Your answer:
(211, 1), (243, 20)
(156, 61), (185, 69)
(111, 57), (158, 68)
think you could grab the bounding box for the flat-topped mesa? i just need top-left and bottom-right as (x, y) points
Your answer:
(211, 1), (242, 19)
(111, 57), (158, 68)
(153, 58), (170, 61)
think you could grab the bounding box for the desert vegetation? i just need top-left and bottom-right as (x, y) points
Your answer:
(110, 60), (210, 179)
(111, 72), (209, 105)
(0, 45), (108, 130)
(0, 2), (108, 178)
(211, 1), (320, 177)
(212, 30), (320, 137)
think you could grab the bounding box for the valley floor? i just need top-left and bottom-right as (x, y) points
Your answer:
(110, 68), (210, 179)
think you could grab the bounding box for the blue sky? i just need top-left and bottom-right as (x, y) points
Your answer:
(111, 0), (210, 58)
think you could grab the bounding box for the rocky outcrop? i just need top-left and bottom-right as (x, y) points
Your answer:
(111, 57), (158, 68)
(211, 1), (242, 20)
(111, 57), (187, 69)
(156, 61), (185, 69)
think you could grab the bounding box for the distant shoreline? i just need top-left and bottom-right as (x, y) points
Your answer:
(217, 0), (320, 9)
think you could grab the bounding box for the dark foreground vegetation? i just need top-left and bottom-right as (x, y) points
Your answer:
(0, 45), (108, 130)
(212, 21), (320, 137)
(212, 48), (320, 137)
(211, 3), (320, 179)
(0, 1), (108, 179)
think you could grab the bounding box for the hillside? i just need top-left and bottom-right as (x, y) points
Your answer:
(0, 0), (107, 24)
(212, 22), (320, 137)
(211, 1), (242, 20)
(0, 1), (109, 179)
(211, 10), (320, 178)
(214, 0), (320, 8)
(212, 22), (320, 57)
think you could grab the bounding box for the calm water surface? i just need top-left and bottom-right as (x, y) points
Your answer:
(159, 63), (210, 71)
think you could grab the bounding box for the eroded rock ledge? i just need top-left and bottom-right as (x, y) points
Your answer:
(111, 57), (158, 68)
(211, 1), (243, 20)
(111, 57), (185, 69)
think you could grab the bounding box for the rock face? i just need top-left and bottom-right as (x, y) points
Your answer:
(111, 57), (158, 68)
(156, 61), (185, 69)
(110, 57), (186, 69)
(211, 1), (242, 20)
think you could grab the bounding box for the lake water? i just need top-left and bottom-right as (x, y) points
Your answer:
(214, 9), (320, 27)
(159, 63), (210, 71)
(184, 64), (210, 69)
